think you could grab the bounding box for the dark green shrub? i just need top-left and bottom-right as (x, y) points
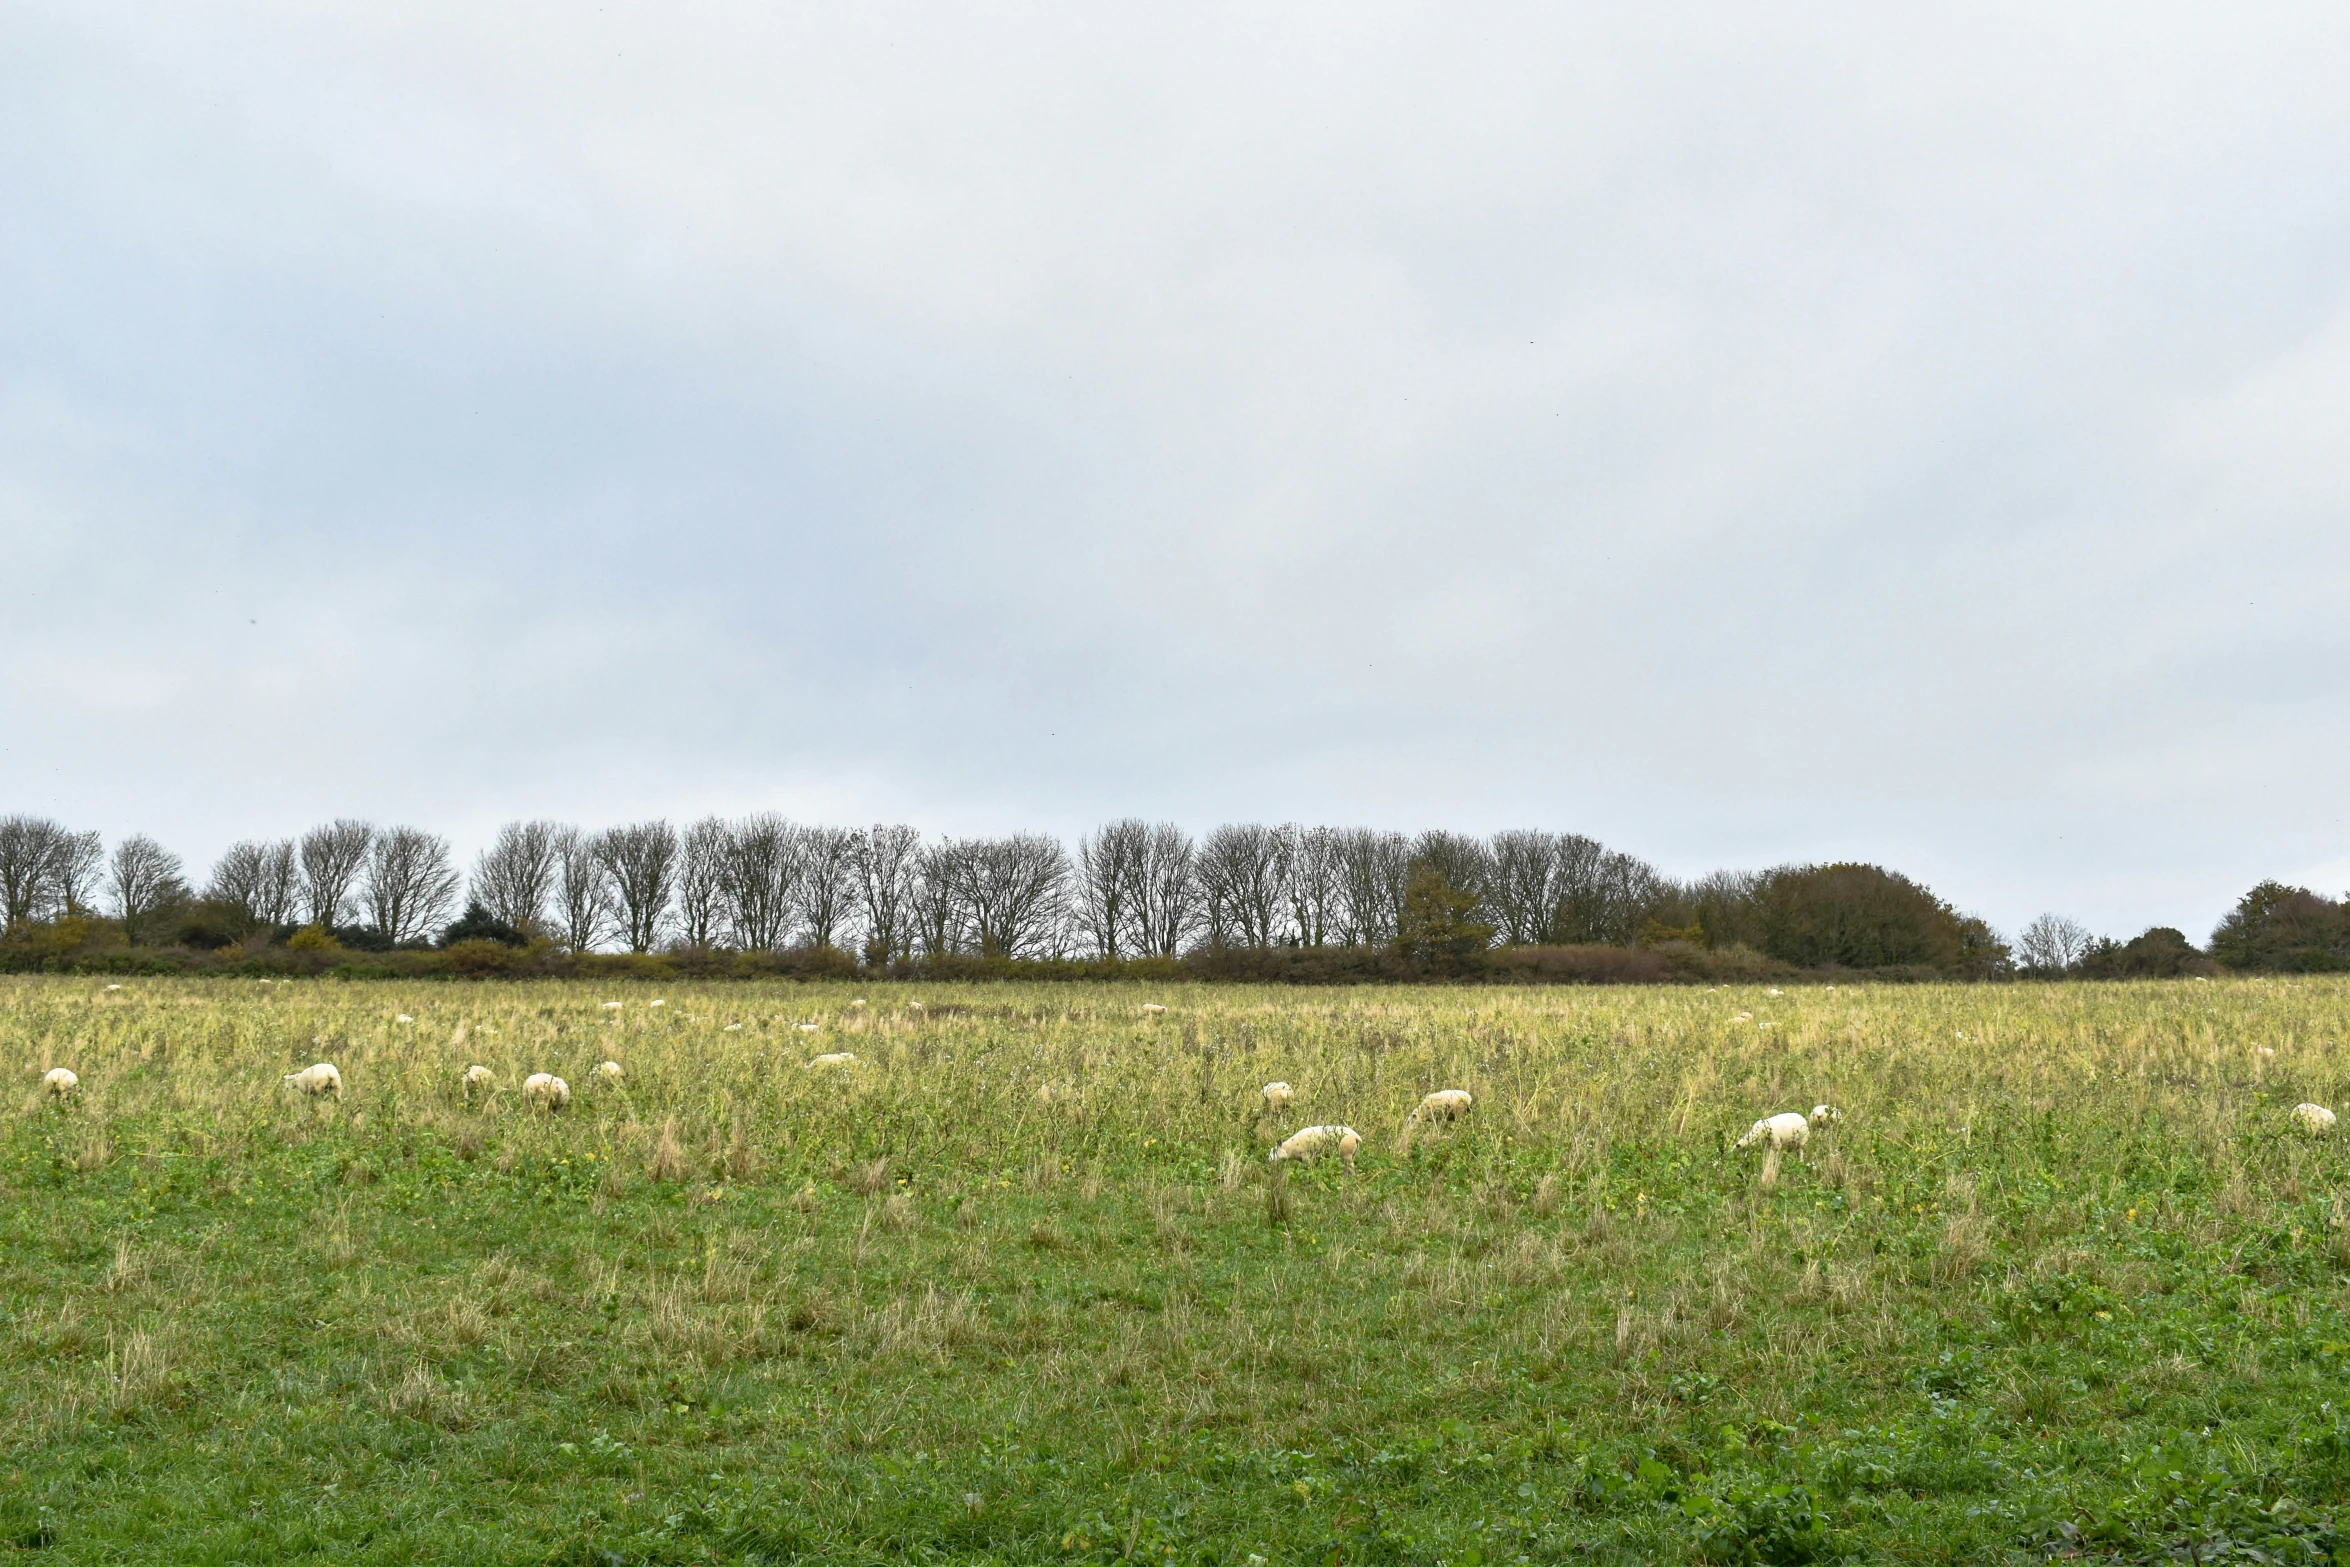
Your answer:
(2209, 881), (2350, 972)
(167, 898), (257, 951)
(1749, 863), (1969, 970)
(2076, 927), (2213, 979)
(1391, 863), (1495, 976)
(440, 901), (528, 948)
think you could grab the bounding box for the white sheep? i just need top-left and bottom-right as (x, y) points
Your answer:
(797, 1022), (822, 1033)
(1270, 1124), (1361, 1172)
(462, 1064), (495, 1092)
(1406, 1089), (1473, 1128)
(523, 1073), (571, 1111)
(805, 1052), (858, 1070)
(1260, 1081), (1295, 1116)
(595, 1060), (625, 1081)
(1736, 1112), (1812, 1151)
(599, 1000), (623, 1010)
(1142, 1003), (1167, 1015)
(284, 1062), (343, 1098)
(1399, 1088), (1473, 1149)
(43, 1067), (79, 1098)
(850, 999), (867, 1008)
(2294, 1103), (2337, 1134)
(1809, 1104), (1841, 1127)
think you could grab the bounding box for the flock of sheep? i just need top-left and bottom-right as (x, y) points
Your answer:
(267, 1058), (628, 1112)
(32, 1016), (2350, 1184)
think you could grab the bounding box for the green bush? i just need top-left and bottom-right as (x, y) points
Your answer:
(439, 901), (528, 948)
(1748, 863), (1971, 970)
(2077, 927), (2214, 979)
(2210, 881), (2350, 972)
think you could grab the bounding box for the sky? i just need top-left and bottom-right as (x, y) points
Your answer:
(4, 1), (2349, 944)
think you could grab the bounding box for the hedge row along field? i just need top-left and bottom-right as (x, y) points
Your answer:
(7, 977), (2350, 1563)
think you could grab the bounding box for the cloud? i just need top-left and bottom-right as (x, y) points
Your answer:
(5, 0), (2349, 939)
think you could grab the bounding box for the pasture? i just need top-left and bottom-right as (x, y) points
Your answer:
(6, 976), (2350, 1563)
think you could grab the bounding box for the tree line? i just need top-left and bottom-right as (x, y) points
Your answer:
(0, 810), (2335, 978)
(0, 815), (1666, 963)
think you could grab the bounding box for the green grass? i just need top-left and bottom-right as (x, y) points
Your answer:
(7, 976), (2350, 1562)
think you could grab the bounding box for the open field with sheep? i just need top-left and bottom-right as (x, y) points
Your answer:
(9, 978), (2350, 1563)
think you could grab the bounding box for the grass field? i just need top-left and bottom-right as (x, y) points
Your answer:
(7, 976), (2350, 1564)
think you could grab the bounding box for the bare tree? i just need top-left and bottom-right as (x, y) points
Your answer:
(1077, 820), (1150, 957)
(947, 834), (1071, 958)
(109, 834), (187, 945)
(1199, 823), (1292, 947)
(1129, 822), (1201, 957)
(1411, 831), (1493, 921)
(299, 820), (374, 929)
(1284, 825), (1345, 947)
(910, 841), (970, 957)
(1487, 830), (1561, 946)
(0, 816), (73, 929)
(723, 815), (802, 951)
(1335, 828), (1412, 945)
(596, 821), (678, 953)
(1544, 836), (1668, 946)
(210, 840), (297, 928)
(552, 827), (612, 952)
(1589, 850), (1670, 945)
(799, 827), (862, 950)
(855, 824), (921, 964)
(2017, 912), (2093, 976)
(674, 817), (731, 949)
(260, 840), (299, 926)
(363, 826), (460, 944)
(208, 841), (270, 925)
(471, 821), (560, 935)
(53, 831), (104, 916)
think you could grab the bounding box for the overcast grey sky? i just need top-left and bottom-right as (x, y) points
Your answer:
(5, 1), (2348, 943)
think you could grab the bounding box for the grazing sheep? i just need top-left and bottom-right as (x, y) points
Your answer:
(1399, 1089), (1473, 1150)
(462, 1064), (495, 1092)
(805, 1052), (858, 1070)
(1260, 1081), (1295, 1116)
(43, 1067), (78, 1098)
(1141, 1003), (1167, 1014)
(284, 1062), (344, 1098)
(2294, 1103), (2337, 1134)
(1809, 1104), (1841, 1127)
(1406, 1089), (1473, 1128)
(522, 1073), (571, 1111)
(395, 1013), (415, 1023)
(1736, 1112), (1812, 1151)
(1270, 1125), (1361, 1172)
(850, 999), (867, 1008)
(595, 1060), (625, 1081)
(600, 1000), (623, 1010)
(650, 999), (666, 1008)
